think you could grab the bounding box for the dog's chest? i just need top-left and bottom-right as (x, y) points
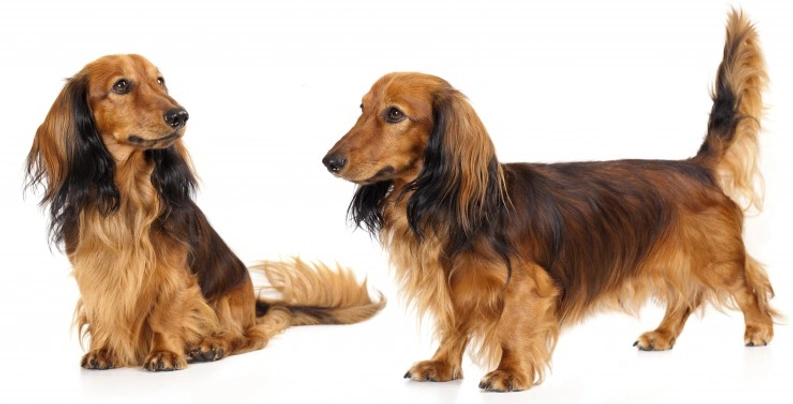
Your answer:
(69, 205), (185, 327)
(383, 206), (455, 322)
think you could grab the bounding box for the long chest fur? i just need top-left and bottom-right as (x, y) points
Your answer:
(68, 165), (190, 353)
(382, 200), (455, 328)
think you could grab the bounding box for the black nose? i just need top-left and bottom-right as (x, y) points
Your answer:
(322, 153), (347, 173)
(164, 109), (189, 129)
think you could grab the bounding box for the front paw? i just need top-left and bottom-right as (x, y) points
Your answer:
(404, 360), (462, 382)
(143, 350), (187, 371)
(479, 369), (532, 392)
(81, 349), (116, 370)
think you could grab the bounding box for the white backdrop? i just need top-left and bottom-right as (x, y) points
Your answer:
(1, 1), (791, 403)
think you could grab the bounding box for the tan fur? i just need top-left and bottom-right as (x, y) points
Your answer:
(252, 258), (386, 326)
(703, 10), (768, 212)
(324, 10), (777, 392)
(28, 54), (384, 370)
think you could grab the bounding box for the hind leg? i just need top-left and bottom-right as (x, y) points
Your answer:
(732, 281), (774, 346)
(739, 257), (775, 346)
(635, 294), (701, 351)
(703, 259), (774, 346)
(188, 277), (272, 361)
(144, 285), (215, 371)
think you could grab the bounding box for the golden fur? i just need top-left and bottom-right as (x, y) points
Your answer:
(323, 10), (777, 392)
(26, 54), (384, 370)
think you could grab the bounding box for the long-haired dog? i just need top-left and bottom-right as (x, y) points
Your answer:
(322, 10), (777, 391)
(25, 54), (384, 371)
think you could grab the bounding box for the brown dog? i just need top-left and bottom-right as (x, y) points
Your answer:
(323, 10), (776, 391)
(26, 54), (384, 371)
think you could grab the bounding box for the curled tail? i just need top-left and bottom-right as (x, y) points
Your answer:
(695, 9), (767, 212)
(250, 258), (385, 335)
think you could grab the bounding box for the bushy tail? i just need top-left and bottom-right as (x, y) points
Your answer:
(695, 9), (767, 212)
(249, 258), (385, 335)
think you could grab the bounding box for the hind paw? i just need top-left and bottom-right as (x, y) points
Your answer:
(188, 338), (226, 362)
(745, 323), (773, 347)
(634, 330), (676, 351)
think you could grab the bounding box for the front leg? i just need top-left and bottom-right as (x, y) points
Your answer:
(75, 303), (121, 370)
(479, 263), (560, 392)
(404, 329), (468, 382)
(81, 348), (117, 370)
(143, 333), (187, 371)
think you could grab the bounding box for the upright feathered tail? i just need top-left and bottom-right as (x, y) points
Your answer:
(249, 258), (385, 336)
(696, 9), (767, 212)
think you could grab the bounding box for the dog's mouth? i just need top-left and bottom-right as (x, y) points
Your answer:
(127, 132), (181, 149)
(356, 166), (396, 185)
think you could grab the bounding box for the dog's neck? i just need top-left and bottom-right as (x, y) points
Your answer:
(112, 149), (159, 213)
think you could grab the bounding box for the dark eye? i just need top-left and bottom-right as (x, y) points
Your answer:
(384, 107), (405, 123)
(157, 77), (165, 86)
(112, 79), (131, 94)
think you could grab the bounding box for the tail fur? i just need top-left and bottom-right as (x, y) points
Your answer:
(250, 258), (385, 334)
(696, 9), (767, 212)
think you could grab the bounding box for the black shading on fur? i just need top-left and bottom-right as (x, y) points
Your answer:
(25, 76), (120, 250)
(698, 29), (745, 159)
(149, 146), (248, 300)
(348, 180), (392, 235)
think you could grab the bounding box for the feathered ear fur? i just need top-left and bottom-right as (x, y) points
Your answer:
(404, 89), (509, 258)
(25, 75), (119, 248)
(348, 180), (392, 236)
(347, 84), (513, 265)
(148, 143), (197, 212)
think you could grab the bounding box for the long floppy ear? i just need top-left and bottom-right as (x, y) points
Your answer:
(404, 88), (508, 255)
(148, 141), (198, 212)
(348, 180), (393, 235)
(24, 75), (119, 247)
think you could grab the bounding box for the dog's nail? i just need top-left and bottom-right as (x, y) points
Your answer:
(633, 341), (638, 347)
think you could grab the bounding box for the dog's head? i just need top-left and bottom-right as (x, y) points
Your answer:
(25, 54), (193, 246)
(323, 73), (504, 239)
(322, 72), (447, 185)
(76, 54), (188, 154)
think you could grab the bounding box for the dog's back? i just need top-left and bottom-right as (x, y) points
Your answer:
(502, 10), (776, 335)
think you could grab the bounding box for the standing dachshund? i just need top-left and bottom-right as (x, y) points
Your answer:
(26, 54), (384, 371)
(323, 10), (776, 391)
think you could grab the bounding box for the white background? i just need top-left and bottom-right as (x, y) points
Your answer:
(1, 0), (791, 403)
